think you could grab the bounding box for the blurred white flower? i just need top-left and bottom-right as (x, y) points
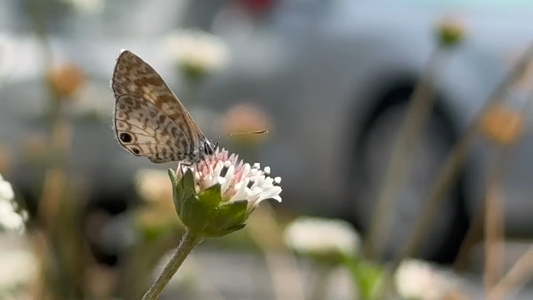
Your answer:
(0, 174), (27, 233)
(0, 248), (37, 291)
(395, 259), (462, 300)
(163, 29), (229, 76)
(61, 0), (104, 14)
(71, 83), (113, 122)
(284, 217), (360, 259)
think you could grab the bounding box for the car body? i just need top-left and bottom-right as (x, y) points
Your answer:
(2, 0), (533, 263)
(194, 0), (533, 261)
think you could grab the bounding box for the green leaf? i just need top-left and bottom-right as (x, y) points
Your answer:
(168, 168), (178, 189)
(179, 194), (209, 234)
(170, 168), (196, 215)
(207, 200), (249, 232)
(344, 256), (383, 300)
(222, 200), (249, 224)
(202, 224), (247, 238)
(198, 183), (223, 209)
(178, 169), (196, 194)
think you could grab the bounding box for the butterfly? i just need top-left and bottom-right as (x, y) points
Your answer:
(110, 49), (217, 165)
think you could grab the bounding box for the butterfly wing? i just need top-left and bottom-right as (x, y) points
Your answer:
(111, 50), (206, 163)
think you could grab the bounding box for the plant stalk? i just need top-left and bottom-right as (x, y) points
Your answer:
(373, 42), (533, 300)
(142, 229), (203, 300)
(364, 47), (447, 260)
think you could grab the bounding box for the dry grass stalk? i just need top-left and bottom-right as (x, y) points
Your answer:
(373, 42), (533, 300)
(487, 249), (533, 300)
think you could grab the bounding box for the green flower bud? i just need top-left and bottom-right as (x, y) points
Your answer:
(169, 148), (282, 238)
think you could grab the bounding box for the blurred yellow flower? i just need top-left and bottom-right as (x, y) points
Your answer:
(136, 169), (173, 205)
(134, 169), (182, 232)
(48, 62), (86, 99)
(436, 16), (466, 47)
(479, 104), (524, 145)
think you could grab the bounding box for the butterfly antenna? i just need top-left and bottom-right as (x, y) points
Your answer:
(228, 129), (269, 136)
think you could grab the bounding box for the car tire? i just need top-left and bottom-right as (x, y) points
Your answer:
(348, 95), (469, 264)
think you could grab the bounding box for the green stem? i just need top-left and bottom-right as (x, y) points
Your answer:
(142, 230), (203, 300)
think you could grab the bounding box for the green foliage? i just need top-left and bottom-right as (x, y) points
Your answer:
(344, 256), (384, 300)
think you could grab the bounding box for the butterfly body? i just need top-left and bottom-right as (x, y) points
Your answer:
(111, 50), (217, 164)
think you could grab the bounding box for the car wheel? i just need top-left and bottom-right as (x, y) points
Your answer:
(350, 99), (468, 263)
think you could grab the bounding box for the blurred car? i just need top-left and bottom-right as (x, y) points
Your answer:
(193, 0), (533, 263)
(2, 0), (533, 266)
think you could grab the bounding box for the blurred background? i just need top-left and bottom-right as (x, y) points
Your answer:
(2, 0), (533, 299)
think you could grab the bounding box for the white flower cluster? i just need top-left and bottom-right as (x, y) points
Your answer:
(395, 259), (462, 300)
(0, 174), (27, 233)
(0, 248), (37, 291)
(284, 217), (360, 257)
(179, 148), (282, 208)
(163, 29), (229, 74)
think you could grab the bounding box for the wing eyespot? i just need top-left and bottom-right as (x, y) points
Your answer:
(120, 133), (133, 143)
(130, 147), (141, 155)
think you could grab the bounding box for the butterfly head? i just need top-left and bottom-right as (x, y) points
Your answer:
(189, 139), (219, 164)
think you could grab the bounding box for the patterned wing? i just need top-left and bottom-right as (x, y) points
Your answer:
(111, 50), (205, 163)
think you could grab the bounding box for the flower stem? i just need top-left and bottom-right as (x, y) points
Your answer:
(142, 230), (203, 300)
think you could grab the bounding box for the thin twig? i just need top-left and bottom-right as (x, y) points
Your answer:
(374, 42), (533, 300)
(364, 48), (448, 260)
(453, 203), (485, 273)
(455, 78), (533, 274)
(484, 82), (533, 300)
(487, 248), (533, 300)
(28, 1), (80, 299)
(29, 0), (68, 227)
(483, 150), (510, 294)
